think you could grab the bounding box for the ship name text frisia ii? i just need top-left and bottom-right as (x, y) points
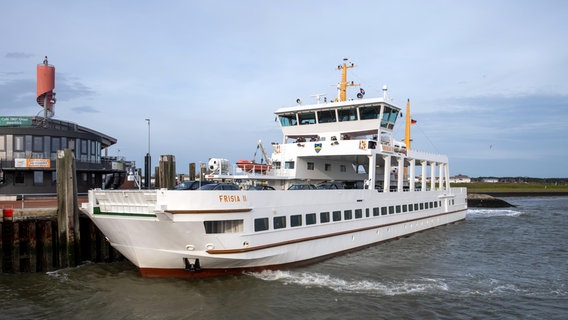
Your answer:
(81, 59), (468, 277)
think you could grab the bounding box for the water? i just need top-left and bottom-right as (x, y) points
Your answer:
(1, 197), (567, 319)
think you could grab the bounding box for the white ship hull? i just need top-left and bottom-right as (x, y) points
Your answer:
(82, 187), (467, 277)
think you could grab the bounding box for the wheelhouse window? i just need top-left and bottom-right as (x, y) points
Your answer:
(359, 105), (381, 120)
(338, 108), (358, 121)
(298, 112), (316, 125)
(317, 110), (337, 123)
(381, 106), (399, 129)
(279, 114), (297, 127)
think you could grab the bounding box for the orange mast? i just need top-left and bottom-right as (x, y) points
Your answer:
(336, 58), (359, 102)
(404, 99), (412, 150)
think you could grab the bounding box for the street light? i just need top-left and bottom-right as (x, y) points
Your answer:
(144, 118), (151, 189)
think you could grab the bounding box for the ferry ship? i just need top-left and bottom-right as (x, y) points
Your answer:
(81, 60), (467, 277)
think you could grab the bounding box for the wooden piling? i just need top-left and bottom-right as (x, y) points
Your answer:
(189, 163), (196, 180)
(56, 149), (80, 268)
(159, 155), (176, 189)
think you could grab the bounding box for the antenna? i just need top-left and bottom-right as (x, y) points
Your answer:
(311, 93), (326, 104)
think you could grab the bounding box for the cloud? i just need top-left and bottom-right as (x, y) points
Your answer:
(4, 52), (34, 59)
(71, 105), (99, 113)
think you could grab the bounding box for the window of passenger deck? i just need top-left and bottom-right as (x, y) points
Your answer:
(273, 216), (286, 229)
(355, 209), (363, 219)
(317, 110), (337, 123)
(279, 114), (297, 126)
(306, 213), (316, 225)
(291, 214), (302, 227)
(320, 211), (330, 223)
(298, 112), (316, 125)
(332, 210), (342, 221)
(254, 218), (269, 232)
(338, 108), (358, 121)
(344, 209), (353, 220)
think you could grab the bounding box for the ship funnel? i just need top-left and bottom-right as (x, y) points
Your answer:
(36, 56), (56, 119)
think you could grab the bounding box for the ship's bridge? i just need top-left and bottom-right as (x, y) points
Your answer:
(275, 98), (400, 143)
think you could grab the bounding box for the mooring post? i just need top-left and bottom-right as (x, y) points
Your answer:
(56, 149), (80, 268)
(189, 163), (196, 181)
(158, 155), (176, 189)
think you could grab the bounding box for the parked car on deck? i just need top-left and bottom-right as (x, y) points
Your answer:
(287, 184), (317, 190)
(174, 180), (214, 190)
(247, 185), (275, 190)
(198, 183), (240, 190)
(316, 182), (345, 189)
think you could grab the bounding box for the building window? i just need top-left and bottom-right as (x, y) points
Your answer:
(284, 161), (295, 169)
(307, 162), (314, 170)
(0, 135), (5, 151)
(14, 136), (24, 152)
(325, 163), (331, 171)
(34, 171), (44, 185)
(51, 137), (60, 152)
(273, 216), (286, 229)
(25, 135), (32, 152)
(320, 211), (330, 223)
(33, 136), (43, 152)
(291, 214), (302, 227)
(15, 172), (24, 184)
(254, 218), (269, 232)
(306, 213), (316, 225)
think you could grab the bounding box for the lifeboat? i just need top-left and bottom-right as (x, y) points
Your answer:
(236, 159), (271, 173)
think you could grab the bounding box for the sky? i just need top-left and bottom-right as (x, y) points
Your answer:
(1, 0), (567, 178)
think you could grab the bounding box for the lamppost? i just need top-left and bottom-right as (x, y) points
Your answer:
(144, 118), (151, 189)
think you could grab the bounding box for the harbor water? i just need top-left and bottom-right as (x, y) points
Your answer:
(1, 197), (566, 319)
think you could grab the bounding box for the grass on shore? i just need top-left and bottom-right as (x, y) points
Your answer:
(452, 182), (568, 193)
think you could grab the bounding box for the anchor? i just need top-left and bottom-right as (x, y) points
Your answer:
(183, 258), (201, 272)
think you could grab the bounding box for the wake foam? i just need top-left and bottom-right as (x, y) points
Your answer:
(247, 270), (448, 296)
(467, 208), (522, 219)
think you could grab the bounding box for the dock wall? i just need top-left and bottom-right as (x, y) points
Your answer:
(1, 209), (122, 273)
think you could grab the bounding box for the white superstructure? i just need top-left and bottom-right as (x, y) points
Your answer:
(81, 60), (467, 277)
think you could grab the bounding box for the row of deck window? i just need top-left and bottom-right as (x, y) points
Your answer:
(253, 200), (447, 232)
(202, 199), (457, 234)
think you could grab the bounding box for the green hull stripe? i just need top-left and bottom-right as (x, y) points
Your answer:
(93, 207), (156, 218)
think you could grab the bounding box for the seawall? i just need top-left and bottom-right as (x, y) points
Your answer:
(1, 208), (122, 273)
